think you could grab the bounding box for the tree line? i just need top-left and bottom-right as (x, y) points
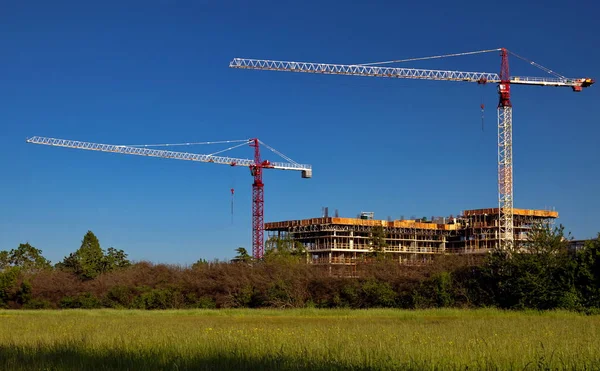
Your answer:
(0, 225), (599, 312)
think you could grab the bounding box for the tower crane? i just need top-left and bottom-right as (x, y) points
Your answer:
(26, 136), (312, 259)
(229, 48), (594, 250)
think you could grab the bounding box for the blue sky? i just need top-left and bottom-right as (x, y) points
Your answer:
(1, 0), (598, 264)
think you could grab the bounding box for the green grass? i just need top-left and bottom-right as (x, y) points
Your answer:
(0, 308), (599, 370)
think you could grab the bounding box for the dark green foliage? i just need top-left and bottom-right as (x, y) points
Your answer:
(185, 293), (216, 309)
(475, 224), (580, 310)
(264, 235), (307, 262)
(0, 267), (19, 308)
(361, 279), (397, 307)
(0, 243), (51, 271)
(105, 285), (137, 308)
(233, 247), (252, 263)
(0, 250), (10, 270)
(22, 298), (53, 309)
(574, 234), (600, 307)
(368, 226), (388, 258)
(232, 285), (265, 308)
(191, 259), (209, 269)
(57, 231), (130, 280)
(103, 247), (131, 271)
(413, 272), (454, 308)
(60, 293), (102, 309)
(4, 226), (600, 311)
(58, 231), (105, 280)
(134, 288), (184, 310)
(16, 281), (33, 306)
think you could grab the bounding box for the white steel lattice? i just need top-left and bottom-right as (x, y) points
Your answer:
(26, 136), (312, 172)
(498, 107), (514, 250)
(230, 58), (584, 87)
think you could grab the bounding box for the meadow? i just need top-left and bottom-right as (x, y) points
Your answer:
(0, 308), (599, 370)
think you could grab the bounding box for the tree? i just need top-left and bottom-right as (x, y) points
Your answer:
(8, 243), (51, 271)
(264, 235), (307, 262)
(479, 223), (579, 310)
(0, 243), (51, 272)
(575, 233), (600, 308)
(103, 247), (131, 271)
(233, 247), (252, 263)
(368, 225), (388, 258)
(58, 231), (106, 280)
(192, 258), (209, 270)
(0, 251), (9, 270)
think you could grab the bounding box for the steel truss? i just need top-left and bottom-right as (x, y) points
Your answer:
(230, 58), (586, 88)
(498, 107), (514, 250)
(26, 136), (312, 172)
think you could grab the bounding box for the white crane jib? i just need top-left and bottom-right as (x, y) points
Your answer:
(26, 136), (312, 174)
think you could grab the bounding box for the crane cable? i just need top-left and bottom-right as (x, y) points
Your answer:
(507, 50), (566, 79)
(119, 139), (250, 148)
(207, 141), (251, 156)
(356, 48), (502, 66)
(258, 140), (300, 165)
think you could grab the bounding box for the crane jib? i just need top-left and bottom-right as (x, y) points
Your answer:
(25, 136), (312, 173)
(230, 58), (593, 90)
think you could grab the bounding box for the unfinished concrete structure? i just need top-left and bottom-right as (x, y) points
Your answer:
(265, 208), (558, 268)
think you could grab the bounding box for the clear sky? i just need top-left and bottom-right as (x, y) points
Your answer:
(1, 0), (598, 264)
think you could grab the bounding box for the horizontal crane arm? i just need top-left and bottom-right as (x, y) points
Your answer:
(230, 58), (594, 89)
(230, 57), (499, 83)
(26, 136), (312, 172)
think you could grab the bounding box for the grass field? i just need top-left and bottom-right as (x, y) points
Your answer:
(0, 308), (598, 370)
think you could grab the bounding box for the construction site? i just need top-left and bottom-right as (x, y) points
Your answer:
(265, 207), (558, 268)
(25, 48), (593, 263)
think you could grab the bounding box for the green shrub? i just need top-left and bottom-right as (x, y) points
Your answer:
(361, 279), (397, 308)
(105, 285), (137, 308)
(60, 293), (102, 309)
(22, 299), (53, 309)
(134, 288), (184, 310)
(16, 281), (33, 306)
(0, 268), (20, 307)
(185, 293), (216, 309)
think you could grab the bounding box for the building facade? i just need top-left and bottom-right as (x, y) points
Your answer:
(265, 208), (558, 268)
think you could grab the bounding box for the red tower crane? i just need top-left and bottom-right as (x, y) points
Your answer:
(229, 48), (594, 250)
(26, 136), (312, 259)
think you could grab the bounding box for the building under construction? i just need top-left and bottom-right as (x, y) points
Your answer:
(265, 208), (558, 267)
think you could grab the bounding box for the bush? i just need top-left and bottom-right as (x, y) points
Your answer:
(134, 288), (184, 310)
(16, 281), (33, 306)
(361, 279), (397, 308)
(185, 293), (216, 309)
(105, 285), (137, 308)
(60, 293), (102, 309)
(23, 299), (53, 309)
(0, 268), (20, 308)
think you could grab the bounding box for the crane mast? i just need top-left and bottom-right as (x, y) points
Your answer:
(26, 136), (312, 259)
(249, 139), (265, 259)
(497, 48), (514, 250)
(230, 48), (594, 251)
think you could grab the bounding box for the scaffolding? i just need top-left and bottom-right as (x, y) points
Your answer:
(265, 208), (558, 269)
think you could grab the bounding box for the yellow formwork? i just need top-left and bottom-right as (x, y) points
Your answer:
(463, 208), (558, 218)
(265, 217), (459, 231)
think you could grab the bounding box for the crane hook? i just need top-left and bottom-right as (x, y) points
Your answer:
(230, 188), (235, 224)
(480, 103), (485, 132)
